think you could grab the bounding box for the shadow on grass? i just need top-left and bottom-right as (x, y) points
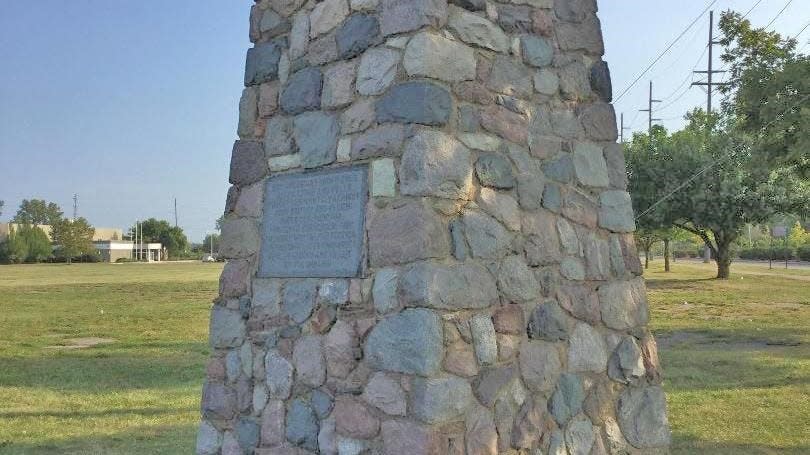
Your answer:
(672, 435), (810, 455)
(0, 350), (207, 392)
(0, 423), (196, 455)
(0, 406), (196, 419)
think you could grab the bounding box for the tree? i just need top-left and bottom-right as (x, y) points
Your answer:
(788, 221), (810, 249)
(13, 199), (64, 226)
(719, 12), (810, 177)
(130, 218), (189, 259)
(628, 110), (808, 279)
(202, 233), (221, 256)
(19, 224), (52, 262)
(51, 217), (95, 264)
(0, 200), (4, 218)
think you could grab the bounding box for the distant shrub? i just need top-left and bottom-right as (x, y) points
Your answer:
(738, 247), (793, 260)
(798, 245), (810, 262)
(115, 258), (134, 263)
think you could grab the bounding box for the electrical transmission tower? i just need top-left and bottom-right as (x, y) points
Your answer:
(639, 81), (662, 135)
(692, 11), (728, 114)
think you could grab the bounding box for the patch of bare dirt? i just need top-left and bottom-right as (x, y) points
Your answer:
(44, 337), (116, 349)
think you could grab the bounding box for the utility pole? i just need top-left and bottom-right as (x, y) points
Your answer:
(72, 194), (78, 220)
(619, 113), (631, 143)
(692, 11), (728, 114)
(174, 198), (178, 228)
(639, 81), (662, 136)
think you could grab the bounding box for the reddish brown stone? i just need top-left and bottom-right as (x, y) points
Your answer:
(640, 329), (663, 384)
(206, 356), (226, 381)
(493, 305), (525, 335)
(310, 305), (337, 334)
(454, 81), (495, 105)
(219, 259), (251, 298)
(532, 9), (554, 36)
(444, 343), (479, 378)
(513, 398), (546, 449)
(480, 105), (529, 145)
(382, 420), (441, 455)
(261, 400), (285, 446)
(334, 396), (380, 439)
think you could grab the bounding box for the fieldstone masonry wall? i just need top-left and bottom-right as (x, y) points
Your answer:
(199, 0), (671, 453)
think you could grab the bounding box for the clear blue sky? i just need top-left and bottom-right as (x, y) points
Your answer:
(1, 0), (807, 242)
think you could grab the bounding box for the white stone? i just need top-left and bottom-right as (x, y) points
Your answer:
(404, 31), (476, 82)
(477, 188), (521, 231)
(371, 159), (396, 197)
(278, 52), (290, 84)
(268, 153), (301, 171)
(356, 47), (400, 96)
(470, 314), (498, 367)
(568, 323), (608, 373)
(457, 133), (502, 152)
(385, 36), (410, 49)
(534, 69), (560, 95)
(310, 0), (350, 38)
(351, 0), (379, 11)
(337, 137), (352, 162)
(362, 372), (407, 415)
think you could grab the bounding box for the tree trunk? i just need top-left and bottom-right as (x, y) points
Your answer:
(715, 243), (733, 279)
(645, 247), (650, 269)
(664, 239), (671, 272)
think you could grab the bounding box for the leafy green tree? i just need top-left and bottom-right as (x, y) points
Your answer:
(18, 224), (52, 262)
(719, 11), (810, 177)
(130, 218), (189, 259)
(788, 221), (810, 249)
(0, 200), (4, 218)
(13, 199), (64, 226)
(1, 229), (28, 263)
(202, 233), (221, 255)
(51, 217), (95, 264)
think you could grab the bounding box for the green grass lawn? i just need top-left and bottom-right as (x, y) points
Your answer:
(645, 261), (810, 454)
(0, 262), (222, 454)
(0, 260), (807, 454)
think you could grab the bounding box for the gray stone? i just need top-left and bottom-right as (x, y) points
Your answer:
(450, 0), (485, 11)
(271, 0), (307, 17)
(310, 0), (350, 38)
(477, 188), (521, 231)
(557, 218), (580, 256)
(325, 321), (359, 379)
(196, 420), (221, 455)
(400, 262), (500, 310)
(617, 386), (671, 448)
(498, 255), (540, 304)
(549, 108), (585, 139)
(410, 375), (473, 424)
(281, 67), (323, 114)
(210, 306), (246, 348)
(513, 397), (547, 450)
(379, 0), (447, 36)
(604, 143), (628, 190)
(264, 116), (296, 157)
(462, 210), (512, 259)
(496, 4), (532, 33)
(260, 9), (290, 37)
(336, 14), (380, 59)
(465, 405), (499, 455)
(457, 104), (481, 132)
(557, 17), (604, 54)
(469, 314), (497, 367)
(515, 172), (545, 211)
(364, 309), (443, 376)
(521, 210), (562, 265)
(487, 55), (534, 98)
(528, 301), (572, 342)
(548, 429), (567, 455)
(563, 188), (599, 228)
(319, 280), (349, 305)
(549, 373), (584, 425)
(568, 323), (607, 373)
(236, 417), (260, 452)
(519, 341), (562, 393)
(573, 142), (609, 187)
(449, 218), (469, 260)
(448, 6), (509, 52)
(376, 81), (452, 126)
(565, 415), (596, 455)
(229, 141), (267, 186)
(404, 31), (476, 82)
(372, 268), (398, 314)
(590, 61), (612, 102)
(582, 231), (611, 280)
(599, 190), (636, 232)
(356, 47), (400, 96)
(221, 431), (239, 455)
(290, 13), (310, 60)
(351, 123), (405, 159)
(293, 111), (339, 168)
(522, 35), (554, 67)
(340, 99), (376, 134)
(475, 365), (521, 408)
(245, 41), (283, 86)
(322, 60), (356, 109)
(202, 382), (237, 420)
(400, 129), (473, 199)
(598, 278), (649, 330)
(238, 86), (259, 139)
(307, 32), (339, 66)
(559, 60), (592, 101)
(371, 158), (396, 197)
(286, 398), (319, 451)
(219, 217), (260, 259)
(561, 257), (586, 281)
(283, 279), (318, 324)
(543, 153), (574, 183)
(293, 336), (326, 387)
(534, 69), (560, 95)
(351, 0), (379, 11)
(265, 350), (294, 399)
(362, 372), (407, 415)
(368, 199), (450, 267)
(492, 378), (528, 452)
(543, 183), (562, 212)
(226, 350), (241, 382)
(475, 154), (515, 189)
(311, 389), (334, 419)
(580, 102), (618, 142)
(609, 336), (646, 383)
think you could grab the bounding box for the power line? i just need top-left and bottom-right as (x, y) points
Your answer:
(614, 0), (719, 103)
(764, 0), (794, 30)
(692, 11), (729, 114)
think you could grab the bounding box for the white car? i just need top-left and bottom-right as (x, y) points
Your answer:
(202, 255), (216, 263)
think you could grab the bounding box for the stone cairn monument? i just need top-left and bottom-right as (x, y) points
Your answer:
(198, 0), (671, 453)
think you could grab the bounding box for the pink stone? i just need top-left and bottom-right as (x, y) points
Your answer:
(219, 259), (251, 298)
(480, 105), (529, 145)
(444, 343), (479, 378)
(206, 356), (226, 381)
(512, 398), (546, 449)
(497, 334), (519, 361)
(325, 320), (358, 379)
(333, 396), (380, 439)
(381, 420), (440, 455)
(640, 329), (662, 383)
(362, 372), (407, 416)
(259, 82), (280, 118)
(465, 407), (498, 455)
(261, 400), (285, 446)
(492, 305), (525, 335)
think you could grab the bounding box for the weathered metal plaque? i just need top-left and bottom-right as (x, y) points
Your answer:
(259, 166), (368, 278)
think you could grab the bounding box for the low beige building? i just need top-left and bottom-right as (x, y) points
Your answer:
(93, 240), (163, 262)
(0, 223), (123, 242)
